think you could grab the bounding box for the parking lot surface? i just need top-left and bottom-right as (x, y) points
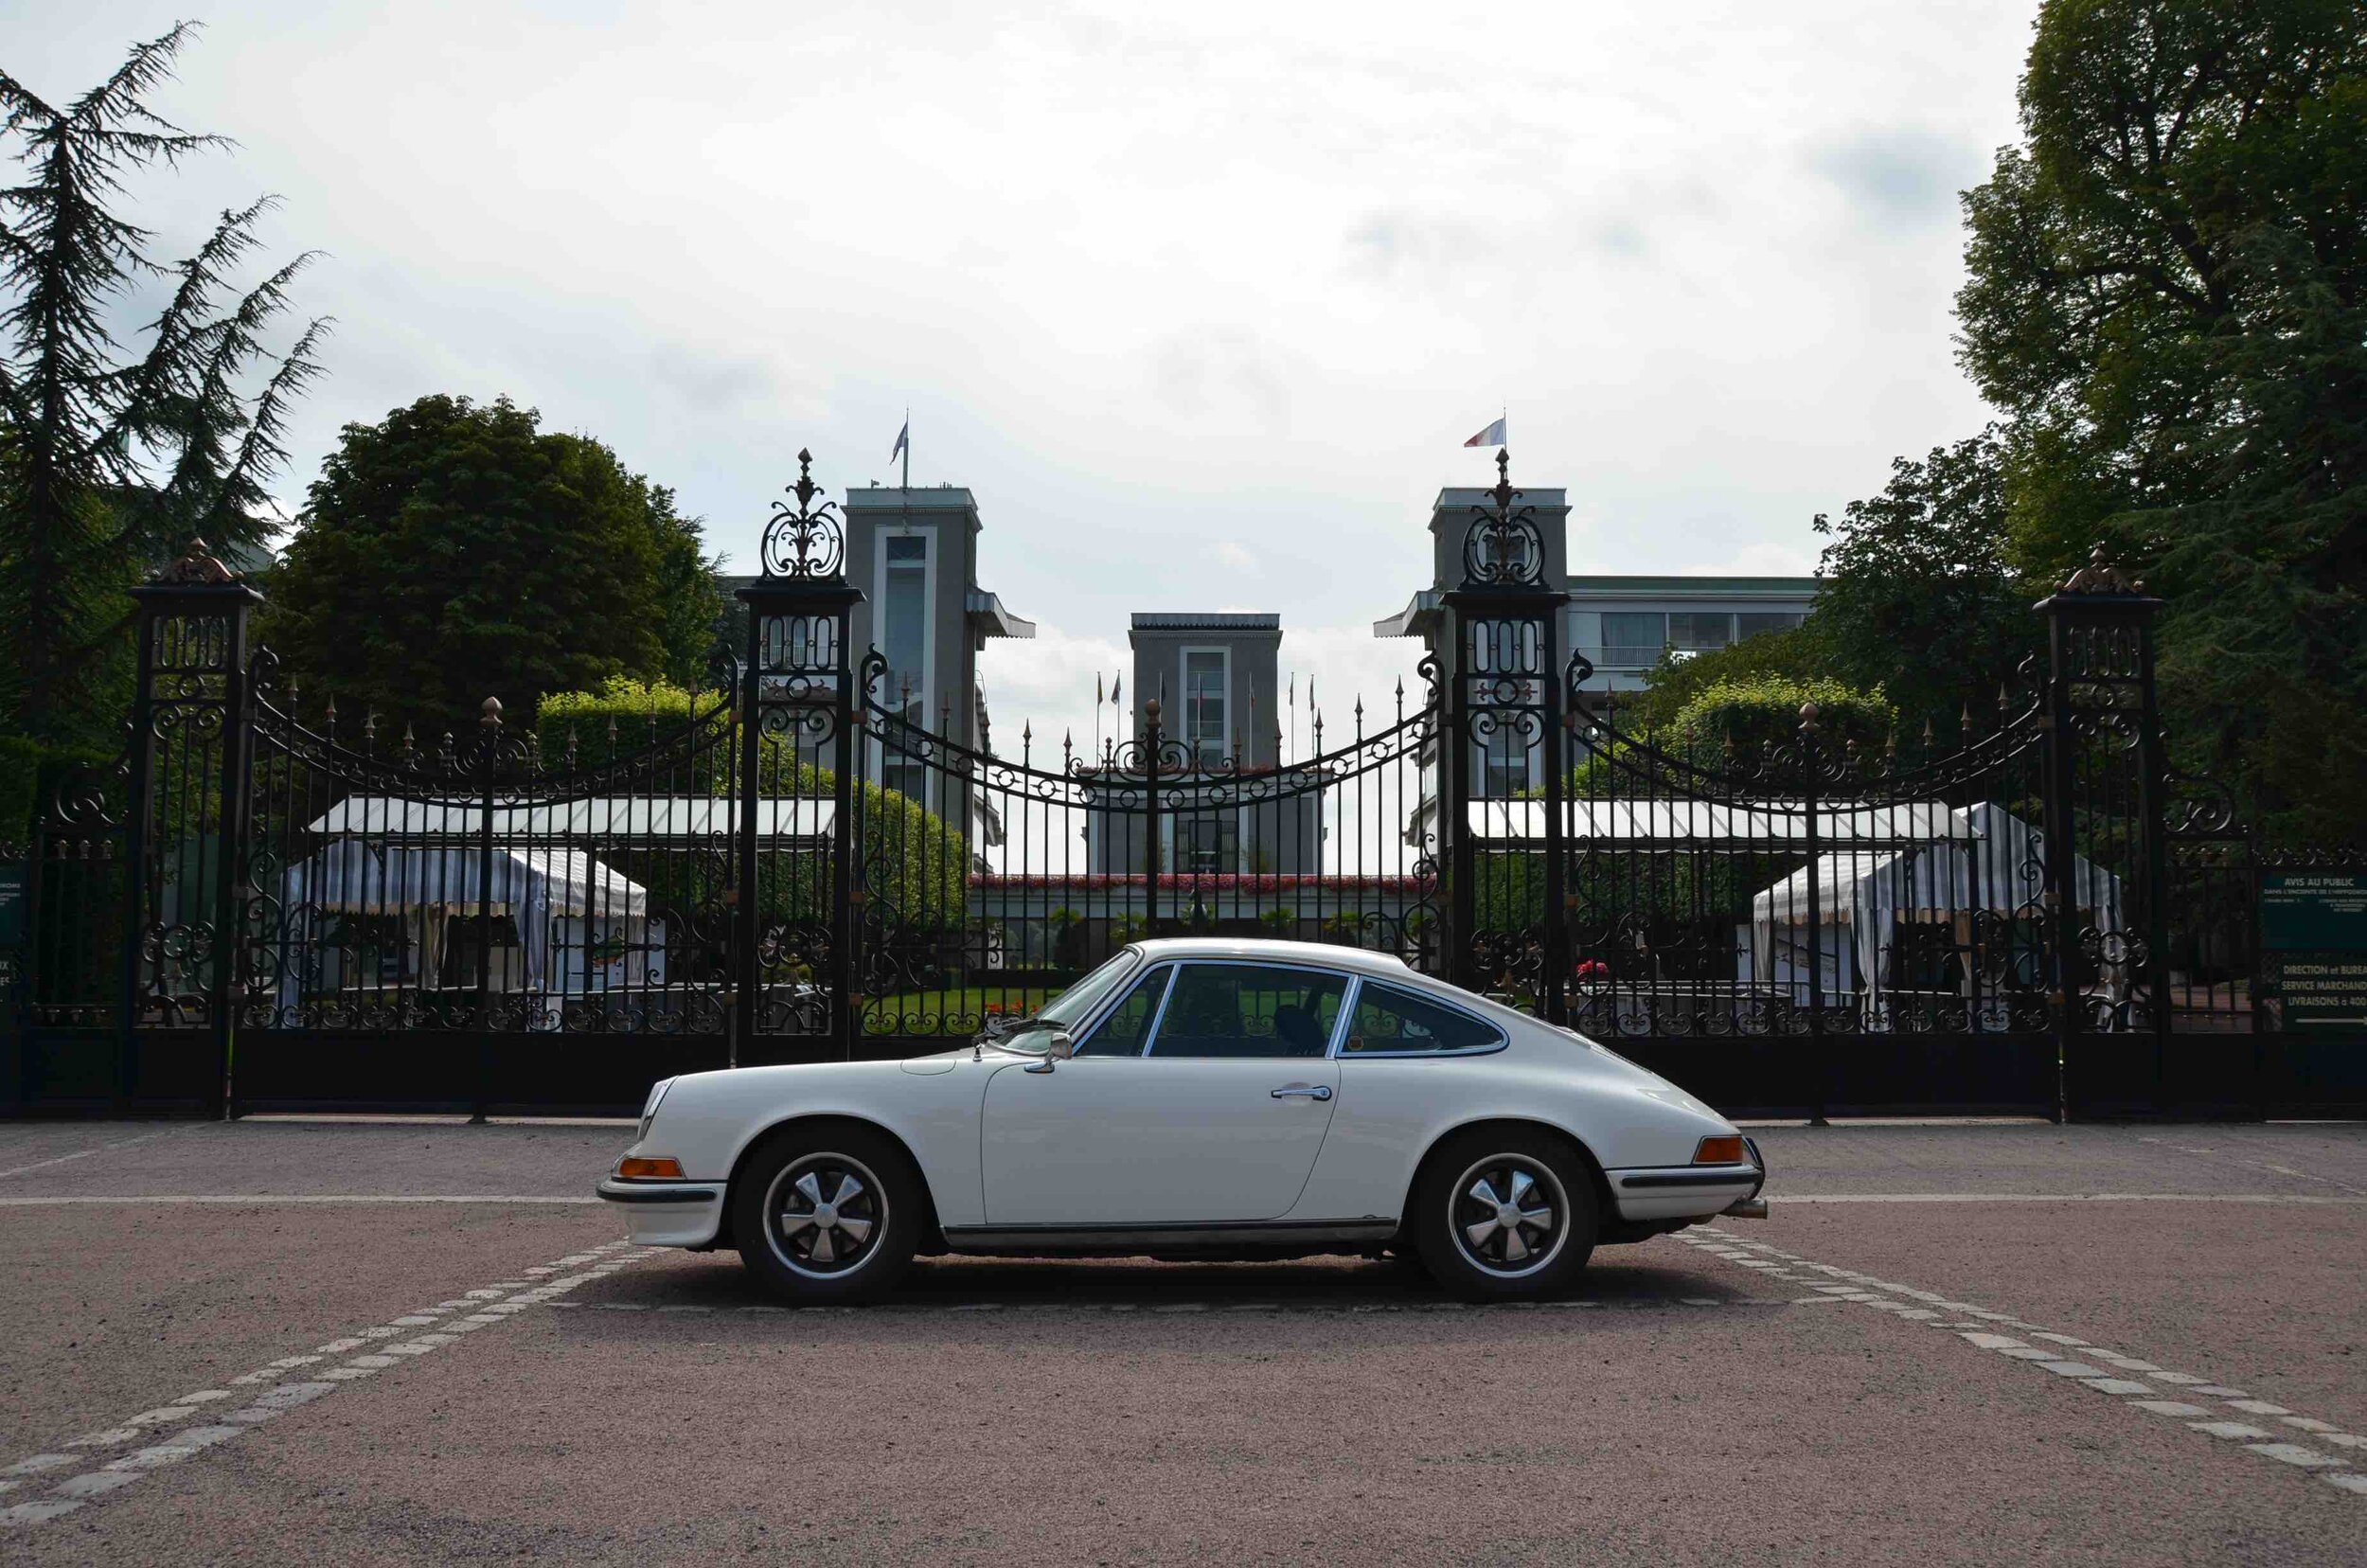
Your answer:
(1, 1118), (2360, 1563)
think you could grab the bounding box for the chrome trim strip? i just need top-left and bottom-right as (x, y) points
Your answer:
(1333, 974), (1509, 1058)
(943, 1219), (1396, 1250)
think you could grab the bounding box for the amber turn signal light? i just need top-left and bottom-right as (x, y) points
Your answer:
(616, 1156), (685, 1180)
(1692, 1136), (1746, 1166)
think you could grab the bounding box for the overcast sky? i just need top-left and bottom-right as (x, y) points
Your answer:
(7, 3), (2032, 752)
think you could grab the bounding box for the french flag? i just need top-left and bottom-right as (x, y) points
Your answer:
(1463, 416), (1506, 447)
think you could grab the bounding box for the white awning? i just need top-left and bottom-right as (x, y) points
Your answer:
(1468, 799), (1973, 843)
(304, 796), (832, 839)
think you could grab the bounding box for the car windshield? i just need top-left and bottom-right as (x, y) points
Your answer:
(986, 949), (1144, 1052)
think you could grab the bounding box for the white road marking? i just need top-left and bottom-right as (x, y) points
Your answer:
(1764, 1193), (2367, 1205)
(0, 1194), (598, 1206)
(1678, 1228), (2359, 1500)
(0, 1238), (644, 1528)
(0, 1126), (200, 1179)
(2248, 1443), (2346, 1469)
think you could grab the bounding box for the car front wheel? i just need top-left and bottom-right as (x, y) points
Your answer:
(733, 1126), (920, 1303)
(1412, 1129), (1598, 1300)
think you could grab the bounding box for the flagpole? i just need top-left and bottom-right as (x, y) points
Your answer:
(900, 406), (911, 492)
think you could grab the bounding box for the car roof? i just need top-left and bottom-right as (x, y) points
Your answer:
(1126, 937), (1420, 981)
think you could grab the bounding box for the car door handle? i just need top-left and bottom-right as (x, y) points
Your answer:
(1270, 1085), (1332, 1100)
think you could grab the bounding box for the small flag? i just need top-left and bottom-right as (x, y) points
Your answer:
(1095, 673), (1103, 704)
(1112, 673), (1122, 705)
(1463, 416), (1506, 448)
(891, 419), (909, 460)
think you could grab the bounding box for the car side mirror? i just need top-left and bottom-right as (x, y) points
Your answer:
(1023, 1033), (1076, 1074)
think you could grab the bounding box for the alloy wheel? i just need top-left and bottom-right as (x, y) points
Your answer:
(1449, 1154), (1567, 1278)
(763, 1152), (889, 1278)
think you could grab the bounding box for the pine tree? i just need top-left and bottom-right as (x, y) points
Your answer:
(0, 22), (329, 748)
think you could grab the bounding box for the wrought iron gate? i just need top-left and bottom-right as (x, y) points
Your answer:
(5, 448), (2358, 1119)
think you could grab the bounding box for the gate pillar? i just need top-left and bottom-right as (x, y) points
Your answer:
(2038, 545), (2169, 1118)
(1440, 452), (1571, 1021)
(125, 542), (262, 1117)
(737, 452), (863, 1064)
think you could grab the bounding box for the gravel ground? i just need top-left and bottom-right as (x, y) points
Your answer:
(0, 1118), (2358, 1564)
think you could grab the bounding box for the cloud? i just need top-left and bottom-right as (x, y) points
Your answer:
(1212, 541), (1256, 572)
(1810, 128), (1985, 226)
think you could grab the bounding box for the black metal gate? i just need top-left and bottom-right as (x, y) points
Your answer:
(5, 448), (2359, 1120)
(849, 649), (1443, 1054)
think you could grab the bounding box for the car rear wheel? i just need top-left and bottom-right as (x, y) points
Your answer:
(1412, 1128), (1598, 1300)
(733, 1126), (920, 1303)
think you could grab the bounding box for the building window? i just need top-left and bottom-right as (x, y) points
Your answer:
(1177, 812), (1237, 874)
(1479, 723), (1532, 798)
(1736, 611), (1804, 640)
(1600, 612), (1665, 668)
(1183, 649), (1227, 768)
(1667, 612), (1733, 652)
(881, 533), (930, 802)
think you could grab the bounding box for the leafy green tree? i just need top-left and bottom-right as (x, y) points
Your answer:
(1808, 435), (2042, 739)
(0, 23), (327, 751)
(262, 396), (721, 737)
(533, 675), (968, 934)
(1618, 624), (1836, 738)
(1956, 0), (2367, 839)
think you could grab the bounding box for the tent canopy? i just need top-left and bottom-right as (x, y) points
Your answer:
(303, 796), (829, 840)
(1469, 799), (1972, 844)
(276, 839), (650, 1000)
(1747, 803), (2123, 990)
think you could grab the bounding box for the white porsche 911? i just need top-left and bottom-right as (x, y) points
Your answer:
(597, 938), (1768, 1302)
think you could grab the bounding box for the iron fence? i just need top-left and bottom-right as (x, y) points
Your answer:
(2, 453), (2356, 1119)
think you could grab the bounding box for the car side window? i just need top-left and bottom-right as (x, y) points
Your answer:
(1147, 964), (1346, 1059)
(1344, 981), (1503, 1055)
(1074, 967), (1171, 1058)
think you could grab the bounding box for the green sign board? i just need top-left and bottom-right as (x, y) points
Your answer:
(0, 861), (24, 949)
(2262, 873), (2367, 952)
(2263, 873), (2367, 1028)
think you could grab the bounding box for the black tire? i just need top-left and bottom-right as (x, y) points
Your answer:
(1411, 1127), (1599, 1301)
(733, 1123), (921, 1303)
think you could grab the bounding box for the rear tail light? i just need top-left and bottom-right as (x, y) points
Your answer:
(1692, 1135), (1746, 1166)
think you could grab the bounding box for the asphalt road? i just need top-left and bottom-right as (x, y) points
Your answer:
(1, 1118), (2361, 1564)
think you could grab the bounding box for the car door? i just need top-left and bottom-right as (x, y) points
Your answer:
(980, 961), (1347, 1225)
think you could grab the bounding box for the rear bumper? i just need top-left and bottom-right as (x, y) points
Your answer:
(1607, 1141), (1767, 1222)
(595, 1179), (724, 1246)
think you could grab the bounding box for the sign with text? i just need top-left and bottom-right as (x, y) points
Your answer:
(0, 860), (24, 949)
(2263, 873), (2367, 1028)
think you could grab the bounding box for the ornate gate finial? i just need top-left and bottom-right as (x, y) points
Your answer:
(2059, 543), (2144, 596)
(153, 539), (237, 585)
(1460, 449), (1545, 590)
(760, 448), (845, 579)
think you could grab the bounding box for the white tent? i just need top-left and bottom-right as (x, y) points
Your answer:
(304, 796), (829, 839)
(274, 839), (656, 1010)
(1747, 802), (2123, 1001)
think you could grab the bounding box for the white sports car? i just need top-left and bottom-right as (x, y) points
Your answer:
(598, 938), (1768, 1301)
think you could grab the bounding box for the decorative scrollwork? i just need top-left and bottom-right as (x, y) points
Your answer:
(151, 538), (238, 586)
(760, 448), (845, 579)
(1459, 450), (1546, 590)
(2058, 542), (2144, 597)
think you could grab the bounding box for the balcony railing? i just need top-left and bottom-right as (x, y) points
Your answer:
(1575, 643), (1668, 671)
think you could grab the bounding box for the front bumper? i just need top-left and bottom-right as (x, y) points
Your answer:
(595, 1179), (725, 1247)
